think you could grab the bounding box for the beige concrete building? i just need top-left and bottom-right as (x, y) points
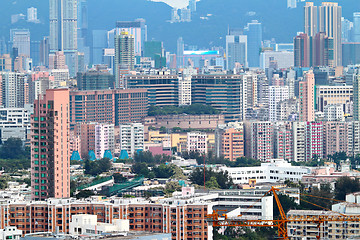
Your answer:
(316, 85), (353, 114)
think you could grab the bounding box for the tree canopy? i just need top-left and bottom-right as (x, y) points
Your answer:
(334, 176), (360, 200)
(189, 168), (233, 189)
(84, 158), (112, 176)
(134, 151), (172, 166)
(0, 138), (29, 160)
(132, 162), (185, 180)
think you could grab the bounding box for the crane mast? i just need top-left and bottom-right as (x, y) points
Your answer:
(207, 187), (360, 240)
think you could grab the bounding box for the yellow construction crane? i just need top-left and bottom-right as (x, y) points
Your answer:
(207, 187), (360, 240)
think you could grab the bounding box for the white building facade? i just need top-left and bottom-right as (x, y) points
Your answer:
(220, 159), (310, 184)
(120, 123), (144, 157)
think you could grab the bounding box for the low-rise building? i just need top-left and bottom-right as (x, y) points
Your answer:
(69, 214), (129, 236)
(0, 226), (22, 240)
(0, 105), (32, 143)
(142, 114), (225, 132)
(187, 132), (207, 154)
(220, 159), (310, 185)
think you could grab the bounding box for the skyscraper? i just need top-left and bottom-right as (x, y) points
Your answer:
(294, 33), (310, 67)
(299, 71), (315, 122)
(342, 17), (353, 42)
(189, 0), (196, 12)
(304, 2), (318, 37)
(354, 69), (360, 121)
(319, 2), (342, 66)
(313, 32), (334, 67)
(177, 37), (184, 68)
(92, 30), (107, 65)
(27, 7), (39, 23)
(244, 20), (262, 68)
(49, 0), (77, 73)
(50, 0), (77, 53)
(10, 29), (30, 57)
(31, 88), (70, 200)
(115, 19), (147, 56)
(114, 32), (135, 88)
(226, 34), (247, 70)
(353, 13), (360, 42)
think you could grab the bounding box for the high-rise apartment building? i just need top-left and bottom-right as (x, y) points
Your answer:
(10, 29), (30, 57)
(274, 122), (293, 162)
(353, 13), (360, 42)
(49, 0), (77, 53)
(114, 32), (135, 88)
(244, 20), (262, 68)
(302, 2), (341, 66)
(187, 132), (208, 154)
(294, 32), (334, 68)
(31, 88), (70, 200)
(354, 70), (360, 121)
(49, 0), (77, 75)
(1, 72), (29, 108)
(324, 122), (349, 156)
(269, 86), (289, 122)
(95, 123), (115, 159)
(244, 121), (273, 162)
(305, 121), (323, 160)
(0, 54), (12, 71)
(115, 19), (147, 56)
(299, 71), (315, 122)
(304, 2), (318, 37)
(75, 122), (115, 159)
(120, 123), (144, 157)
(319, 2), (342, 66)
(293, 122), (306, 162)
(294, 33), (311, 68)
(226, 34), (247, 70)
(215, 122), (244, 161)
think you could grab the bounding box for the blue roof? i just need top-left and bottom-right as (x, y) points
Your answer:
(104, 150), (113, 160)
(88, 150), (96, 161)
(119, 149), (129, 160)
(70, 151), (81, 161)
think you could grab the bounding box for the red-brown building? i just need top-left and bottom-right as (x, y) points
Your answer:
(0, 199), (212, 240)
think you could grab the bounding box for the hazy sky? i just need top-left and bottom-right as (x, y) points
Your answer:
(150, 0), (190, 8)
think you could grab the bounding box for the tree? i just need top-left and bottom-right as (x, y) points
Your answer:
(0, 158), (31, 171)
(84, 158), (112, 176)
(334, 176), (360, 200)
(0, 138), (28, 159)
(189, 168), (233, 189)
(300, 184), (334, 210)
(113, 173), (127, 183)
(205, 176), (220, 189)
(164, 181), (182, 196)
(273, 194), (298, 219)
(131, 162), (155, 179)
(172, 165), (186, 180)
(0, 177), (8, 189)
(328, 152), (347, 166)
(153, 164), (174, 178)
(75, 190), (95, 199)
